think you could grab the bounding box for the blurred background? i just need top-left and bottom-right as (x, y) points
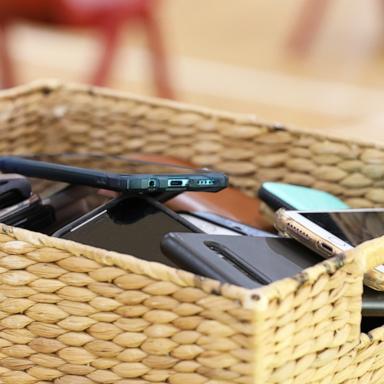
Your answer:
(1, 0), (384, 141)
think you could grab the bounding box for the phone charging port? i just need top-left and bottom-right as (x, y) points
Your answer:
(169, 180), (183, 186)
(167, 179), (188, 188)
(320, 242), (333, 254)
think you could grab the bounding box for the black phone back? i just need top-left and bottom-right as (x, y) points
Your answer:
(161, 233), (322, 288)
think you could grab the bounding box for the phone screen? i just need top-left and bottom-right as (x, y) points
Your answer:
(42, 185), (115, 234)
(300, 210), (384, 247)
(60, 197), (196, 268)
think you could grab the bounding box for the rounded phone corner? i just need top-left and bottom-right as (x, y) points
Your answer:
(273, 208), (292, 236)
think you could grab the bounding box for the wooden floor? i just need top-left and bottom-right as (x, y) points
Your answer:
(7, 0), (384, 142)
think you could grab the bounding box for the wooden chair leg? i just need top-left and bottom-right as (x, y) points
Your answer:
(0, 24), (15, 88)
(142, 9), (174, 99)
(287, 0), (332, 55)
(91, 19), (121, 86)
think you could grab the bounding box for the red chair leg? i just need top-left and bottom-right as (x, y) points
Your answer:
(0, 24), (15, 88)
(91, 19), (122, 86)
(142, 9), (174, 99)
(287, 0), (331, 55)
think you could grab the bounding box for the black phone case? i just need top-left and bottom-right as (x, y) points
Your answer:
(162, 233), (263, 288)
(257, 184), (296, 211)
(0, 156), (227, 193)
(161, 233), (323, 288)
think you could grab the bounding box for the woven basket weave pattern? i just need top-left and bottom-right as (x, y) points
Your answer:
(0, 223), (369, 384)
(34, 83), (384, 208)
(0, 225), (255, 384)
(0, 81), (383, 383)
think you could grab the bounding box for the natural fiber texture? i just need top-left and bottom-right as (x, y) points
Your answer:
(2, 80), (384, 207)
(0, 224), (255, 384)
(0, 222), (378, 384)
(0, 80), (383, 383)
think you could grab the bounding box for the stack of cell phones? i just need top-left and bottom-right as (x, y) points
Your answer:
(48, 187), (384, 318)
(2, 155), (384, 321)
(0, 153), (228, 234)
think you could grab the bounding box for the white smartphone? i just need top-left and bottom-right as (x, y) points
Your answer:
(275, 208), (384, 291)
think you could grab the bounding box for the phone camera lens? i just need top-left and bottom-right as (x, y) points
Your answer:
(148, 180), (156, 187)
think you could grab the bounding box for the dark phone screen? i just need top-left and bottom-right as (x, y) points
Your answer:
(41, 185), (114, 234)
(61, 197), (195, 268)
(300, 210), (384, 246)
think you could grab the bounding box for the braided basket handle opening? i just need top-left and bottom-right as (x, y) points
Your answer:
(348, 235), (384, 273)
(345, 236), (384, 291)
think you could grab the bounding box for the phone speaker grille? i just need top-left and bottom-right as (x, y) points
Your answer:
(287, 223), (311, 241)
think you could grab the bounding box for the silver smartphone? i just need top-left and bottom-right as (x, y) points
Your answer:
(275, 208), (384, 291)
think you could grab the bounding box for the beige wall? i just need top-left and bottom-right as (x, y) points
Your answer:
(7, 0), (384, 141)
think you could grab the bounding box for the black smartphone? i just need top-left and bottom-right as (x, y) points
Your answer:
(42, 185), (116, 234)
(0, 194), (55, 230)
(35, 180), (183, 235)
(0, 153), (227, 194)
(161, 233), (322, 288)
(53, 195), (200, 267)
(0, 174), (32, 208)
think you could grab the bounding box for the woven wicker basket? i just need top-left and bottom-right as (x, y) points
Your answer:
(0, 80), (384, 384)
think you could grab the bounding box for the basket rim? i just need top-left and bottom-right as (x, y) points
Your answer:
(5, 78), (384, 149)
